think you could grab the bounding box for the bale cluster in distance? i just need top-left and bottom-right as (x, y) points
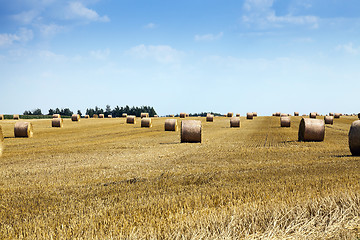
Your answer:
(52, 118), (63, 128)
(253, 112), (257, 117)
(169, 114), (174, 117)
(181, 120), (201, 143)
(334, 113), (341, 119)
(294, 112), (299, 116)
(230, 117), (240, 128)
(309, 112), (317, 119)
(349, 120), (360, 156)
(180, 113), (187, 118)
(14, 122), (33, 138)
(52, 114), (61, 118)
(280, 116), (291, 127)
(71, 114), (80, 121)
(329, 113), (334, 116)
(324, 116), (334, 125)
(85, 115), (90, 118)
(236, 113), (240, 117)
(165, 119), (177, 131)
(0, 126), (3, 157)
(0, 114), (3, 120)
(227, 112), (233, 117)
(275, 112), (281, 117)
(126, 115), (136, 124)
(247, 112), (253, 120)
(99, 114), (104, 118)
(141, 118), (152, 128)
(280, 113), (287, 117)
(298, 118), (325, 142)
(108, 115), (112, 118)
(206, 114), (214, 122)
(141, 113), (149, 118)
(13, 114), (20, 120)
(122, 113), (127, 118)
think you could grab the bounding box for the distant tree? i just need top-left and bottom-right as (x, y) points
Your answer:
(105, 105), (111, 115)
(62, 108), (73, 116)
(23, 110), (32, 115)
(32, 108), (42, 115)
(48, 109), (54, 115)
(77, 110), (82, 116)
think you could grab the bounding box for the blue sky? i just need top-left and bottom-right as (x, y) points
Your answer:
(1, 0), (360, 116)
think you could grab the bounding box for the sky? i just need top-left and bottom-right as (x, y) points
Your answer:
(1, 0), (360, 116)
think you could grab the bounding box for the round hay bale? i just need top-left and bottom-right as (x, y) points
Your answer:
(309, 112), (317, 119)
(324, 116), (334, 125)
(236, 113), (240, 117)
(181, 120), (201, 143)
(272, 113), (275, 116)
(280, 116), (291, 127)
(334, 113), (341, 119)
(253, 112), (257, 117)
(0, 114), (4, 120)
(186, 114), (189, 117)
(280, 113), (288, 117)
(0, 125), (3, 157)
(298, 118), (325, 142)
(165, 119), (177, 131)
(93, 114), (98, 118)
(227, 112), (233, 117)
(99, 114), (104, 118)
(71, 114), (80, 121)
(126, 115), (136, 124)
(52, 114), (61, 118)
(13, 114), (20, 120)
(122, 113), (127, 118)
(294, 112), (299, 116)
(141, 113), (149, 118)
(180, 113), (186, 118)
(230, 117), (240, 128)
(169, 114), (174, 117)
(52, 118), (63, 128)
(349, 120), (360, 156)
(246, 112), (253, 120)
(206, 114), (214, 122)
(141, 118), (152, 128)
(14, 122), (33, 138)
(108, 115), (112, 118)
(154, 115), (159, 118)
(329, 112), (334, 116)
(275, 112), (281, 117)
(85, 115), (90, 119)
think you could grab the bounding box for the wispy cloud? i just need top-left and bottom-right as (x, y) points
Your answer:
(126, 44), (184, 64)
(90, 48), (110, 60)
(66, 2), (110, 22)
(37, 23), (65, 37)
(0, 28), (33, 47)
(144, 23), (157, 29)
(242, 0), (319, 29)
(336, 43), (360, 55)
(195, 32), (223, 41)
(12, 10), (39, 25)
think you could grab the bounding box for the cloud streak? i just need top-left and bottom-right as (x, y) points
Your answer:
(0, 28), (33, 47)
(66, 2), (110, 22)
(126, 44), (184, 64)
(195, 32), (223, 41)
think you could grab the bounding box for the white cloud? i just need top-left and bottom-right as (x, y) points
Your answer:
(195, 32), (223, 41)
(90, 48), (110, 60)
(66, 2), (110, 22)
(37, 23), (65, 37)
(144, 23), (157, 29)
(336, 43), (360, 55)
(0, 28), (33, 47)
(242, 0), (319, 28)
(126, 44), (184, 64)
(12, 10), (39, 24)
(38, 50), (67, 61)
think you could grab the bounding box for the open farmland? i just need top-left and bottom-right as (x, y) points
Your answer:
(0, 116), (360, 239)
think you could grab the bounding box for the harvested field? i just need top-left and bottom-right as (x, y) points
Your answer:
(0, 116), (359, 239)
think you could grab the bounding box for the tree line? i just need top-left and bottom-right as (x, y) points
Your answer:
(23, 105), (157, 117)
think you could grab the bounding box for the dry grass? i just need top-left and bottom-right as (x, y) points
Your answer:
(0, 116), (360, 239)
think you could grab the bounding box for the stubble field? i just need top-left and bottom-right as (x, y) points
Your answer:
(0, 116), (359, 239)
